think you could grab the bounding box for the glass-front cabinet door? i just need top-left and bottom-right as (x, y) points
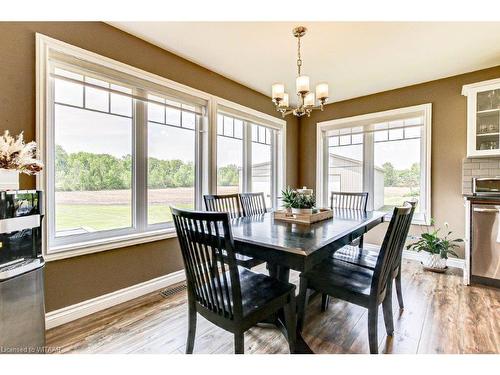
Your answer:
(463, 79), (500, 157)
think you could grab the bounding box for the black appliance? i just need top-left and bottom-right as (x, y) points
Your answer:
(0, 190), (46, 353)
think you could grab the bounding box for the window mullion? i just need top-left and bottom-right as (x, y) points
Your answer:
(363, 131), (375, 210)
(243, 121), (252, 192)
(134, 90), (148, 231)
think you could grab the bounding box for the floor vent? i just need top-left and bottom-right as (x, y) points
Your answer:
(160, 283), (187, 298)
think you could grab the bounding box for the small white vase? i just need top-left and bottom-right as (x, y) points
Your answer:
(422, 253), (447, 271)
(0, 169), (20, 190)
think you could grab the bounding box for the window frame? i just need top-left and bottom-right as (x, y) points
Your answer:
(36, 33), (286, 261)
(316, 103), (432, 225)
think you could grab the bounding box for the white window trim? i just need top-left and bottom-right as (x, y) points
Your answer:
(36, 33), (286, 261)
(316, 103), (432, 225)
(214, 97), (287, 209)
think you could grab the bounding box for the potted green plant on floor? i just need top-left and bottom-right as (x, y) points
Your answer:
(407, 220), (463, 272)
(281, 186), (316, 215)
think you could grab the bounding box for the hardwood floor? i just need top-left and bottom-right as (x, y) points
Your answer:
(46, 259), (500, 354)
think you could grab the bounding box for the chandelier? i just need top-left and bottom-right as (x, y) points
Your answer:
(271, 26), (329, 118)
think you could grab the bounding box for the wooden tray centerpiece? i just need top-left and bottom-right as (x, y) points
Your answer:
(274, 186), (333, 224)
(273, 208), (333, 224)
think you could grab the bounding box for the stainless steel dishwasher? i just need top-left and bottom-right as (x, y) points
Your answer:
(471, 204), (500, 286)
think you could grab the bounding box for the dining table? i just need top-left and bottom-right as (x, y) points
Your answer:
(229, 208), (387, 354)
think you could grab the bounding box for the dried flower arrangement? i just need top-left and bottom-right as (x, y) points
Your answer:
(0, 131), (44, 174)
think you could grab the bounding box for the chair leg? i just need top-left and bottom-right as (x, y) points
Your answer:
(283, 295), (297, 354)
(368, 306), (379, 354)
(321, 294), (330, 312)
(395, 271), (404, 310)
(186, 301), (197, 354)
(358, 234), (364, 249)
(234, 331), (244, 354)
(297, 278), (309, 333)
(382, 283), (394, 336)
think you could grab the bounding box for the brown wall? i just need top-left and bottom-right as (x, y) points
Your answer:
(299, 65), (500, 257)
(0, 22), (299, 311)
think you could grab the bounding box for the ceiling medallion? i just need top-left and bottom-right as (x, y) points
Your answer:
(271, 26), (329, 118)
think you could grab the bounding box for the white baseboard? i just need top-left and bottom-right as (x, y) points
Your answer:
(402, 250), (465, 270)
(45, 270), (186, 329)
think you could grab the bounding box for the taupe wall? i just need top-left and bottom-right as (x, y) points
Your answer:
(0, 22), (299, 311)
(299, 65), (500, 257)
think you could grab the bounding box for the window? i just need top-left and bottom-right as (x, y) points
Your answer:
(216, 114), (243, 195)
(216, 114), (281, 209)
(47, 64), (206, 252)
(317, 104), (431, 224)
(37, 34), (286, 258)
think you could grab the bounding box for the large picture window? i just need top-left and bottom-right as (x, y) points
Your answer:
(317, 104), (431, 224)
(215, 114), (280, 208)
(37, 34), (286, 258)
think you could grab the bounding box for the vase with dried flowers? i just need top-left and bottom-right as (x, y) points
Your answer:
(0, 130), (44, 190)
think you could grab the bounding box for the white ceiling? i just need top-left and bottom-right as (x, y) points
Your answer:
(109, 22), (500, 104)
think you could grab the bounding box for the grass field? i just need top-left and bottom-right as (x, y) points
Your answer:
(378, 186), (420, 211)
(56, 203), (193, 232)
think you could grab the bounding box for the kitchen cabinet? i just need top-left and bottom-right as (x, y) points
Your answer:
(462, 78), (500, 157)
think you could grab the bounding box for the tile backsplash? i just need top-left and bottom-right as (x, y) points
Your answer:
(462, 157), (500, 194)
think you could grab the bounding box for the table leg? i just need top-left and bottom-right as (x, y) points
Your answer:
(273, 265), (314, 354)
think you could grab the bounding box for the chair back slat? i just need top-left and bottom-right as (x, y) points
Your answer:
(392, 200), (417, 273)
(370, 204), (413, 301)
(172, 207), (243, 320)
(240, 192), (267, 216)
(330, 192), (368, 211)
(204, 194), (244, 219)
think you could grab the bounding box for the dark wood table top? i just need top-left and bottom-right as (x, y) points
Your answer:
(231, 209), (386, 261)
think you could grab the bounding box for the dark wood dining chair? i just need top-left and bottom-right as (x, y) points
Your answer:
(203, 194), (264, 269)
(297, 204), (414, 354)
(330, 191), (369, 247)
(240, 192), (267, 216)
(171, 207), (297, 354)
(203, 193), (244, 219)
(330, 191), (369, 211)
(330, 200), (416, 310)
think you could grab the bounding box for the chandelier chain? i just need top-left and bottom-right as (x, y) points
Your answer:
(297, 35), (302, 76)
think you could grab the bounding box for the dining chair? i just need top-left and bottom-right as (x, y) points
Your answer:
(329, 200), (417, 310)
(171, 207), (297, 354)
(240, 192), (267, 216)
(297, 204), (413, 354)
(330, 191), (369, 247)
(203, 194), (264, 268)
(203, 194), (244, 219)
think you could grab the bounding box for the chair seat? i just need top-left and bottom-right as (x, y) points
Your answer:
(302, 259), (375, 307)
(238, 267), (295, 317)
(333, 244), (379, 269)
(207, 267), (295, 318)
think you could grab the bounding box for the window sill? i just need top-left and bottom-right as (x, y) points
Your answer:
(44, 228), (178, 262)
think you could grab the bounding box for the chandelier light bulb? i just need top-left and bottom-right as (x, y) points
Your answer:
(316, 83), (329, 100)
(296, 75), (310, 94)
(279, 93), (289, 108)
(272, 83), (285, 100)
(304, 92), (315, 107)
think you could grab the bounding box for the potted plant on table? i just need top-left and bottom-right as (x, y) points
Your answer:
(281, 186), (317, 215)
(0, 130), (44, 190)
(407, 219), (463, 272)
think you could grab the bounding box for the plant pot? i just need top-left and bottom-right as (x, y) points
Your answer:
(0, 169), (19, 190)
(421, 253), (447, 272)
(291, 208), (313, 215)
